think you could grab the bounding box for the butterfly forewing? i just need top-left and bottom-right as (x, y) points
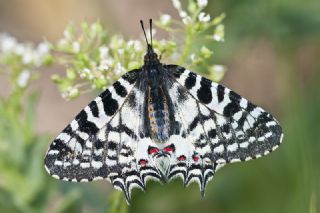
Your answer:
(168, 65), (283, 161)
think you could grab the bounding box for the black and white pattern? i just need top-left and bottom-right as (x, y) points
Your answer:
(44, 20), (283, 204)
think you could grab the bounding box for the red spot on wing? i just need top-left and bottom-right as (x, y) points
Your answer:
(193, 156), (199, 162)
(163, 144), (175, 153)
(177, 155), (186, 161)
(139, 159), (148, 166)
(148, 147), (159, 155)
(164, 147), (174, 152)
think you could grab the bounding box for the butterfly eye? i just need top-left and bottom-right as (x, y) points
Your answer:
(148, 147), (159, 155)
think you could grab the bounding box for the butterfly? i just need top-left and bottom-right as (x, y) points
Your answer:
(44, 19), (283, 204)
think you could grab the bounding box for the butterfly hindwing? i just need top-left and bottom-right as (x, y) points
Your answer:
(162, 65), (283, 194)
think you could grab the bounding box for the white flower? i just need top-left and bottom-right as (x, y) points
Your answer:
(145, 29), (156, 42)
(128, 40), (143, 51)
(83, 68), (91, 74)
(80, 68), (92, 79)
(118, 49), (124, 55)
(114, 62), (126, 75)
(62, 87), (79, 99)
(213, 35), (222, 41)
(110, 37), (124, 49)
(63, 29), (72, 40)
(190, 54), (196, 62)
(34, 54), (43, 67)
(14, 44), (25, 55)
(136, 41), (143, 51)
(99, 58), (113, 71)
(98, 62), (109, 71)
(72, 41), (80, 53)
(57, 38), (68, 49)
(22, 51), (33, 64)
(79, 73), (85, 79)
(99, 46), (109, 59)
(198, 12), (211, 23)
(213, 24), (224, 42)
(61, 92), (68, 99)
(69, 87), (79, 97)
(212, 65), (225, 73)
(172, 0), (181, 10)
(17, 70), (31, 88)
(37, 42), (50, 55)
(0, 34), (17, 52)
(179, 11), (188, 18)
(197, 0), (208, 8)
(182, 16), (192, 25)
(160, 14), (172, 26)
(90, 24), (99, 35)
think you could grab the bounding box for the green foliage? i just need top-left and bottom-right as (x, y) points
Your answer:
(48, 0), (225, 100)
(0, 39), (82, 212)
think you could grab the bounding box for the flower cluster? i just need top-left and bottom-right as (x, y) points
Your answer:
(0, 0), (226, 100)
(48, 0), (227, 99)
(0, 34), (52, 90)
(156, 0), (226, 80)
(51, 22), (149, 99)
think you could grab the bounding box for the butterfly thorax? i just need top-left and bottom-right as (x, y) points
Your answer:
(143, 45), (160, 66)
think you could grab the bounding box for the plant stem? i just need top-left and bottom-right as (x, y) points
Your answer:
(178, 26), (193, 64)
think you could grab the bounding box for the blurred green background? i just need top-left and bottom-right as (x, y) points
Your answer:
(0, 0), (320, 212)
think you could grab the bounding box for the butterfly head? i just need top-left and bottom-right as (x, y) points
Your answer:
(144, 45), (159, 65)
(140, 19), (160, 65)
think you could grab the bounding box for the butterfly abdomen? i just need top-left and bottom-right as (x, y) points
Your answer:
(147, 85), (171, 141)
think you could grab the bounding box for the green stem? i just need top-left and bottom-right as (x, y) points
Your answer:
(178, 4), (202, 64)
(178, 26), (194, 64)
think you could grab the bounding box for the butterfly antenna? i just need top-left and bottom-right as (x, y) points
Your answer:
(140, 20), (149, 45)
(149, 19), (153, 47)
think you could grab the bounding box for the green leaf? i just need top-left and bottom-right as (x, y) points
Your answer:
(55, 190), (82, 213)
(108, 191), (128, 213)
(212, 13), (226, 25)
(188, 0), (197, 14)
(200, 46), (213, 58)
(209, 64), (226, 82)
(51, 74), (63, 84)
(64, 23), (76, 41)
(66, 68), (77, 81)
(128, 61), (140, 70)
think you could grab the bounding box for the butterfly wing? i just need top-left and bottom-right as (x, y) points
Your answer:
(44, 69), (162, 203)
(163, 65), (283, 195)
(45, 64), (284, 202)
